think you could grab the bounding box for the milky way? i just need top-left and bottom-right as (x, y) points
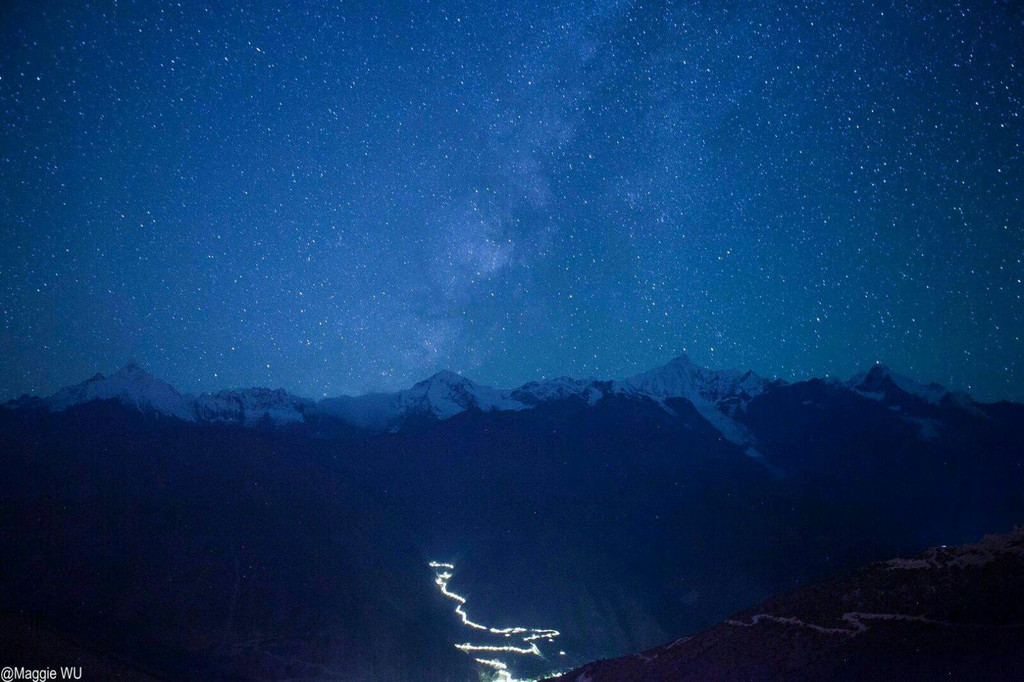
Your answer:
(1, 1), (1021, 401)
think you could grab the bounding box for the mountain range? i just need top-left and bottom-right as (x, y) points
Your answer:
(1, 355), (1021, 680)
(4, 355), (995, 447)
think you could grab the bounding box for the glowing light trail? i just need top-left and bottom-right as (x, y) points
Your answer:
(430, 561), (563, 682)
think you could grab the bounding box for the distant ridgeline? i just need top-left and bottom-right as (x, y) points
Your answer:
(1, 356), (1022, 679)
(2, 355), (991, 445)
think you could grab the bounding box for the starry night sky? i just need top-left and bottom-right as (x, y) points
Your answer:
(1, 1), (1021, 401)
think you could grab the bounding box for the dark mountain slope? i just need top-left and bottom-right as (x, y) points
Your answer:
(0, 368), (1022, 679)
(0, 402), (475, 681)
(738, 378), (1024, 544)
(550, 527), (1024, 681)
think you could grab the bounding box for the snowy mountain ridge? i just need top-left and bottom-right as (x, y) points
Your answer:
(43, 361), (196, 422)
(193, 388), (316, 427)
(849, 363), (950, 404)
(8, 356), (988, 445)
(622, 354), (781, 446)
(624, 353), (775, 404)
(396, 370), (527, 420)
(846, 363), (983, 416)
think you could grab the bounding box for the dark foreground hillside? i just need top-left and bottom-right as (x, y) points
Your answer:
(552, 527), (1024, 681)
(0, 403), (476, 680)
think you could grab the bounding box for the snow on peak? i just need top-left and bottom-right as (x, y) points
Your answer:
(626, 355), (774, 404)
(33, 354), (987, 445)
(846, 364), (983, 424)
(321, 356), (776, 441)
(420, 369), (467, 385)
(848, 364), (953, 405)
(625, 355), (776, 445)
(398, 370), (525, 420)
(42, 364), (317, 427)
(320, 373), (607, 431)
(45, 362), (195, 421)
(194, 387), (314, 426)
(511, 377), (595, 405)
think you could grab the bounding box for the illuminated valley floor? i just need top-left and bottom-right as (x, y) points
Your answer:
(429, 561), (567, 682)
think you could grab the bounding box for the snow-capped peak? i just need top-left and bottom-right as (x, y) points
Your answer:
(397, 370), (525, 420)
(45, 361), (196, 421)
(848, 364), (953, 406)
(421, 369), (466, 385)
(626, 354), (773, 403)
(24, 354), (988, 444)
(408, 370), (482, 398)
(511, 376), (596, 405)
(193, 387), (315, 427)
(624, 355), (777, 446)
